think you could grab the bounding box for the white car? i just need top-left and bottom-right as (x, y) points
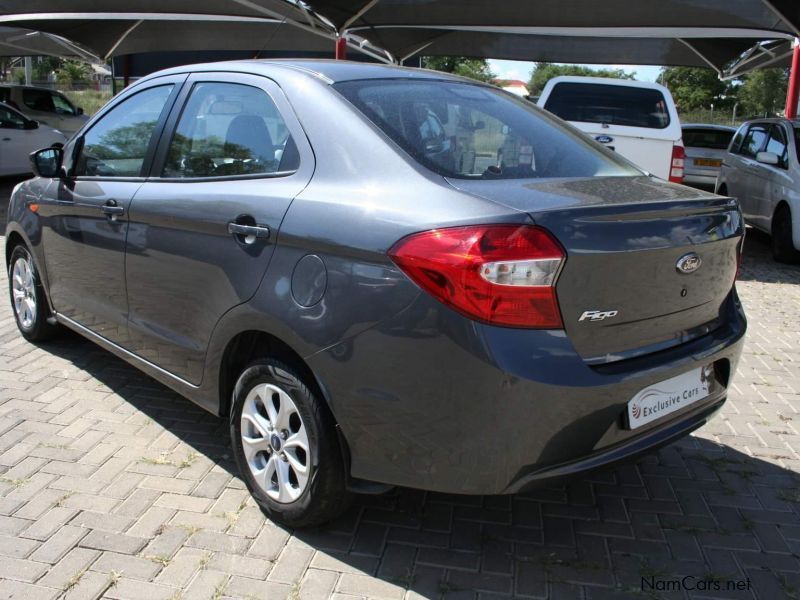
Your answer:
(716, 118), (800, 263)
(538, 76), (684, 182)
(682, 124), (736, 190)
(0, 85), (89, 134)
(0, 102), (67, 176)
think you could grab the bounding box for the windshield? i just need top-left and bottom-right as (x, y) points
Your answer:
(334, 79), (640, 180)
(543, 82), (671, 129)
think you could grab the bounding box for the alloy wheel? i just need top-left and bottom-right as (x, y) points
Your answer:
(240, 383), (311, 503)
(11, 256), (36, 329)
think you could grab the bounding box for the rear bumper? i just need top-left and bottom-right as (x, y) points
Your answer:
(683, 172), (719, 189)
(308, 289), (746, 495)
(506, 395), (725, 493)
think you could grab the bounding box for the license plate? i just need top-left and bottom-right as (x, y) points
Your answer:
(626, 365), (714, 429)
(694, 158), (722, 167)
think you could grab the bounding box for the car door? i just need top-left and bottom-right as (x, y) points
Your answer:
(37, 77), (184, 345)
(734, 123), (770, 222)
(124, 73), (314, 384)
(752, 124), (793, 231)
(0, 104), (32, 175)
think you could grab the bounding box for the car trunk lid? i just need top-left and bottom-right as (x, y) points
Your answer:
(446, 175), (743, 363)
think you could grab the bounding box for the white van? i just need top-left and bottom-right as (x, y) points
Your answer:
(538, 76), (684, 182)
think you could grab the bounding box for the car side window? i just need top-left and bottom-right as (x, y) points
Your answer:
(0, 105), (26, 129)
(22, 88), (56, 113)
(729, 124), (747, 153)
(765, 125), (789, 169)
(163, 82), (299, 178)
(51, 93), (76, 116)
(739, 125), (769, 159)
(74, 85), (174, 178)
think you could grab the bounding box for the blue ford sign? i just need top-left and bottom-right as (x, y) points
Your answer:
(595, 135), (614, 144)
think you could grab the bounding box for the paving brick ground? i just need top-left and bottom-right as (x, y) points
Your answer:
(1, 174), (800, 599)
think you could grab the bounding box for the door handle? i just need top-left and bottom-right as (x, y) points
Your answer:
(101, 200), (124, 220)
(228, 221), (270, 243)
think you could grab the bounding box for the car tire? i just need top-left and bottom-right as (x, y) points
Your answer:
(771, 205), (800, 264)
(230, 359), (352, 528)
(8, 244), (60, 342)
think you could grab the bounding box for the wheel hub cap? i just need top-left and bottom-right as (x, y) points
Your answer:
(11, 257), (36, 329)
(240, 383), (310, 503)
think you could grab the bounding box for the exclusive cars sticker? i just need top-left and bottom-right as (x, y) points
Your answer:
(627, 365), (714, 429)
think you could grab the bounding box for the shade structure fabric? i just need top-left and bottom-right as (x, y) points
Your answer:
(0, 26), (97, 58)
(0, 17), (334, 60)
(294, 0), (800, 37)
(722, 39), (794, 78)
(369, 28), (765, 72)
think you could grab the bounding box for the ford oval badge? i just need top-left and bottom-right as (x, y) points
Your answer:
(676, 252), (702, 274)
(595, 135), (614, 144)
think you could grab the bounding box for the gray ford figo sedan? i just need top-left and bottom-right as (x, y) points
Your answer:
(6, 60), (746, 527)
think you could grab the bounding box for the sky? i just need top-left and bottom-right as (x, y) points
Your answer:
(488, 59), (663, 84)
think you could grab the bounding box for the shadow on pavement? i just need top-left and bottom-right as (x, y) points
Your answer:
(738, 228), (800, 285)
(28, 325), (800, 599)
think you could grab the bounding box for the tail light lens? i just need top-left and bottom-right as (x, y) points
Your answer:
(389, 224), (565, 328)
(669, 145), (685, 183)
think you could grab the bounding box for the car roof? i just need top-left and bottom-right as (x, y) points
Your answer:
(682, 123), (736, 131)
(543, 75), (670, 92)
(139, 59), (473, 86)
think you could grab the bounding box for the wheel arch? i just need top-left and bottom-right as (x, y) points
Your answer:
(4, 230), (25, 267)
(217, 328), (353, 481)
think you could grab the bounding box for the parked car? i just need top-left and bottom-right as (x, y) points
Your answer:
(538, 76), (685, 182)
(0, 102), (67, 176)
(6, 60), (746, 527)
(716, 118), (800, 263)
(682, 124), (736, 191)
(0, 85), (89, 134)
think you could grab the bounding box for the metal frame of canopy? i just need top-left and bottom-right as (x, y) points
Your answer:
(3, 1), (800, 115)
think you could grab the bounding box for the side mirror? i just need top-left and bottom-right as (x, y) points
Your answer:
(756, 151), (779, 166)
(76, 107), (84, 115)
(24, 119), (39, 130)
(30, 147), (63, 178)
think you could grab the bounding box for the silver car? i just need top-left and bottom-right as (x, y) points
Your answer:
(682, 124), (735, 190)
(716, 118), (800, 263)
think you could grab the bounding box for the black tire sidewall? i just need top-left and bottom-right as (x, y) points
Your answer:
(230, 359), (346, 527)
(772, 207), (800, 263)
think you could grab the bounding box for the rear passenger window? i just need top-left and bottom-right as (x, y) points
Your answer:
(765, 125), (789, 168)
(738, 125), (769, 158)
(543, 83), (670, 129)
(729, 124), (747, 153)
(163, 82), (299, 178)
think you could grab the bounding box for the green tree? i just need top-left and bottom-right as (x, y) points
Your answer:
(528, 63), (633, 95)
(422, 56), (495, 83)
(56, 60), (90, 87)
(660, 66), (733, 111)
(737, 68), (788, 117)
(33, 56), (61, 82)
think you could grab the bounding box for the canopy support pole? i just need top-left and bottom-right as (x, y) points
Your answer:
(786, 39), (800, 118)
(335, 35), (347, 59)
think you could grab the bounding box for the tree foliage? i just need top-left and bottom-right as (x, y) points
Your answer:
(528, 63), (633, 95)
(422, 56), (495, 83)
(56, 60), (91, 86)
(737, 68), (788, 117)
(660, 67), (732, 111)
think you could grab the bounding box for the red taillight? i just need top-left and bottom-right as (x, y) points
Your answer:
(389, 225), (565, 328)
(669, 145), (685, 183)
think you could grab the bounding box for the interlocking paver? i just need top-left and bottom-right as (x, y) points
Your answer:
(2, 176), (800, 598)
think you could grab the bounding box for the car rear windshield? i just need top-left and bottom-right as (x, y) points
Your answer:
(334, 79), (639, 180)
(543, 82), (671, 129)
(683, 128), (735, 149)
